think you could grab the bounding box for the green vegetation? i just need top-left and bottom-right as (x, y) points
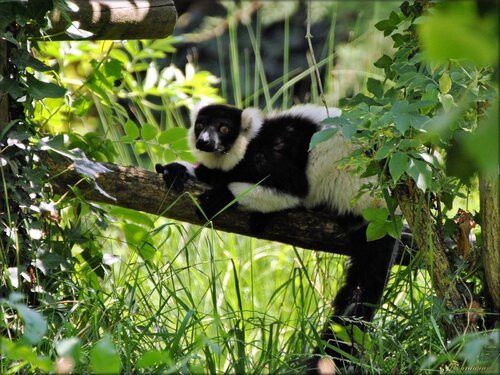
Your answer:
(1, 1), (498, 374)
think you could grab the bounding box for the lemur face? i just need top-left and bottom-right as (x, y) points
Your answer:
(193, 105), (243, 153)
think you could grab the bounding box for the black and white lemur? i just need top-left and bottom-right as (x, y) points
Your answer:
(156, 103), (398, 369)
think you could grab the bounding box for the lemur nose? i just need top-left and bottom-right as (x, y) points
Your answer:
(196, 138), (216, 152)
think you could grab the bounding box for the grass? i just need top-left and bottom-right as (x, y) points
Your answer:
(1, 1), (499, 374)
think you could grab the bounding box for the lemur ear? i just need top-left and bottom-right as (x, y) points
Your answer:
(190, 98), (216, 125)
(241, 108), (263, 137)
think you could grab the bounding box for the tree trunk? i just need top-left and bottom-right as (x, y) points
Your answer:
(479, 174), (500, 312)
(393, 179), (471, 338)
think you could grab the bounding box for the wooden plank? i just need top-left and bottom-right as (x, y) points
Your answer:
(47, 0), (177, 40)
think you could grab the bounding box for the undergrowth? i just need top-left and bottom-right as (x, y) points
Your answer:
(1, 1), (498, 374)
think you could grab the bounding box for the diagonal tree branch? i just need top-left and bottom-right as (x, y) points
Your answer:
(43, 153), (415, 263)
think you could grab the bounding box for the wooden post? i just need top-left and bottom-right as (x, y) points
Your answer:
(47, 0), (177, 40)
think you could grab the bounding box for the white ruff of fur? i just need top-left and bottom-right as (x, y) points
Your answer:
(188, 107), (263, 171)
(228, 183), (301, 212)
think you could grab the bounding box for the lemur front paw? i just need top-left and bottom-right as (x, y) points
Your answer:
(196, 186), (236, 220)
(155, 163), (191, 193)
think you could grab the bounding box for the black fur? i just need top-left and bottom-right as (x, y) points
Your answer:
(156, 104), (397, 371)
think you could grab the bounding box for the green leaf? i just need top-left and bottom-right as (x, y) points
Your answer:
(342, 122), (358, 139)
(16, 304), (47, 345)
(149, 38), (176, 53)
(134, 141), (148, 155)
(374, 142), (395, 160)
(439, 93), (456, 112)
(362, 207), (388, 223)
(11, 49), (52, 71)
(162, 148), (177, 162)
(367, 78), (384, 98)
(389, 152), (409, 183)
(386, 216), (404, 239)
(309, 127), (339, 151)
(73, 96), (93, 116)
(0, 338), (54, 372)
(374, 54), (392, 69)
(141, 123), (157, 141)
(418, 1), (498, 66)
(90, 336), (121, 374)
(0, 77), (23, 99)
(122, 223), (156, 261)
(109, 206), (154, 228)
(122, 120), (139, 141)
(103, 58), (123, 85)
(439, 73), (452, 94)
(366, 221), (389, 241)
(136, 350), (173, 369)
(157, 127), (187, 145)
(407, 158), (433, 191)
(26, 74), (66, 100)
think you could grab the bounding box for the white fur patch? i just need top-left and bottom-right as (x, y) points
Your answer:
(228, 182), (301, 213)
(267, 104), (341, 123)
(304, 133), (385, 215)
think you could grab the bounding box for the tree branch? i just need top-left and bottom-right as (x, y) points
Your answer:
(43, 153), (415, 263)
(47, 0), (177, 40)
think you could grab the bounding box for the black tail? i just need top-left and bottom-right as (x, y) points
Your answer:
(313, 224), (397, 370)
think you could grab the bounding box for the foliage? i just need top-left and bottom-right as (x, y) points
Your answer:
(1, 0), (498, 374)
(315, 1), (497, 237)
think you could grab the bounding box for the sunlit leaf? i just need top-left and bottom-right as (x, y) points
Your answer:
(141, 123), (157, 141)
(158, 127), (187, 145)
(366, 221), (388, 241)
(136, 350), (173, 369)
(439, 73), (452, 95)
(90, 336), (121, 374)
(122, 120), (140, 141)
(418, 2), (498, 66)
(362, 207), (388, 222)
(407, 158), (433, 191)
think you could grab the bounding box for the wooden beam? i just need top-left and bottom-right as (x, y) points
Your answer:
(47, 0), (177, 40)
(43, 153), (416, 263)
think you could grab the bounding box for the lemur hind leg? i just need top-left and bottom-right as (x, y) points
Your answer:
(314, 224), (397, 371)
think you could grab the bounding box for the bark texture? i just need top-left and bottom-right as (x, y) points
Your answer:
(393, 179), (472, 337)
(479, 174), (500, 311)
(43, 153), (415, 262)
(47, 0), (177, 40)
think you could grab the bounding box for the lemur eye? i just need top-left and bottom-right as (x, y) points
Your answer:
(195, 122), (204, 130)
(219, 125), (230, 135)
